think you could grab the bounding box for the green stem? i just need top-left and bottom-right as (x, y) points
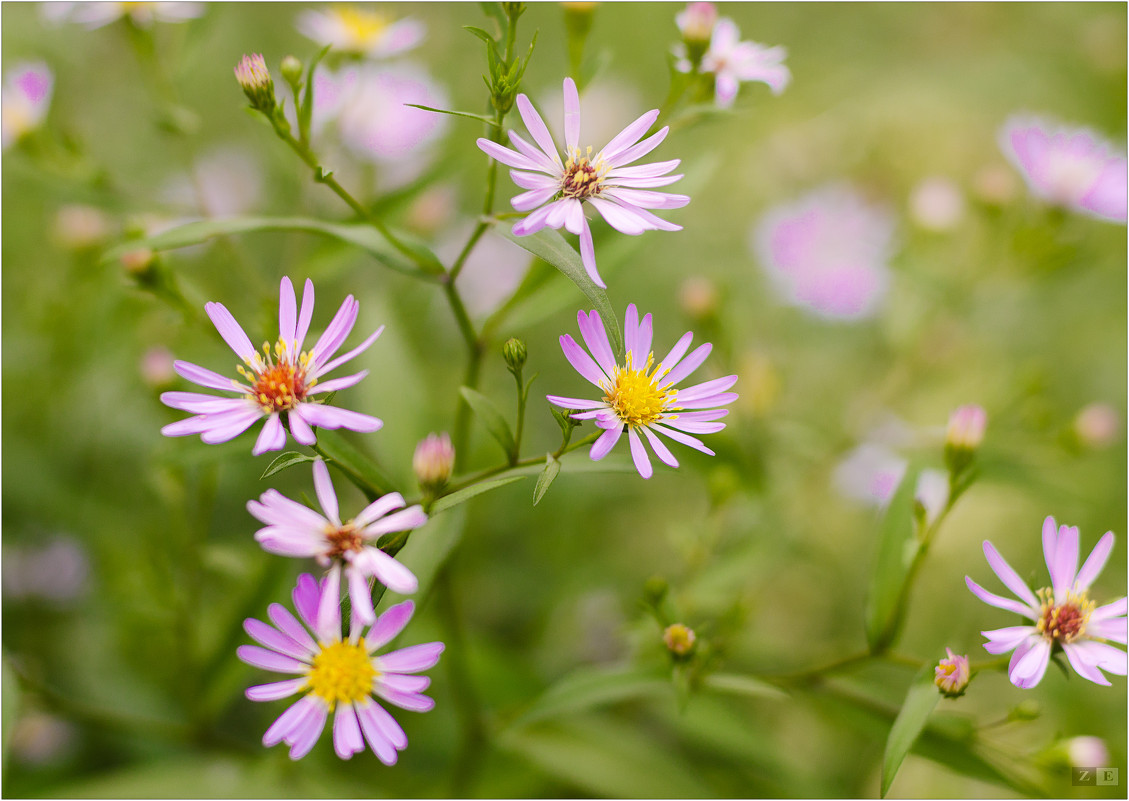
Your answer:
(438, 430), (600, 500)
(510, 368), (526, 466)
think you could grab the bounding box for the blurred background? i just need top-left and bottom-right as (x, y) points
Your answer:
(2, 2), (1125, 797)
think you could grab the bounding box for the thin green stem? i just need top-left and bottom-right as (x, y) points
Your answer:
(438, 430), (600, 500)
(510, 368), (527, 465)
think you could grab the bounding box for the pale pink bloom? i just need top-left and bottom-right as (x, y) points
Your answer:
(238, 574), (443, 762)
(1074, 402), (1121, 449)
(296, 6), (424, 58)
(909, 176), (965, 231)
(140, 346), (177, 388)
(161, 277), (383, 455)
(248, 460), (424, 624)
(676, 17), (790, 107)
(42, 2), (204, 28)
(52, 204), (113, 250)
(934, 648), (970, 696)
(1, 62), (53, 149)
(161, 147), (264, 218)
(477, 77), (689, 289)
(999, 115), (1127, 223)
(1065, 736), (1110, 768)
(676, 3), (718, 43)
(946, 404), (987, 451)
(2, 538), (89, 603)
(752, 184), (894, 321)
(966, 517), (1128, 688)
(412, 433), (454, 489)
(336, 65), (448, 167)
(832, 443), (947, 522)
(547, 304), (736, 479)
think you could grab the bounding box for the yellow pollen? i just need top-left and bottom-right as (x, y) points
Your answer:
(1036, 587), (1094, 644)
(305, 639), (377, 710)
(561, 146), (605, 200)
(334, 6), (388, 43)
(603, 354), (675, 428)
(242, 338), (311, 413)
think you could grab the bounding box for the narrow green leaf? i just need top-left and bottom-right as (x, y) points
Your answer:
(701, 672), (789, 701)
(533, 454), (561, 506)
(299, 44), (332, 142)
(881, 666), (941, 797)
(404, 103), (500, 128)
(314, 430), (397, 500)
(459, 386), (516, 457)
(463, 24), (498, 46)
(100, 216), (441, 279)
(498, 227), (624, 355)
(258, 451), (316, 480)
(431, 474), (526, 514)
(864, 465), (922, 652)
(508, 665), (673, 729)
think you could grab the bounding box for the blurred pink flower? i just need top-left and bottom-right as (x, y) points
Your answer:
(676, 3), (718, 43)
(336, 65), (448, 166)
(296, 6), (424, 58)
(161, 277), (384, 455)
(999, 115), (1127, 223)
(547, 304), (736, 479)
(2, 62), (53, 149)
(934, 648), (970, 697)
(238, 574), (443, 762)
(477, 77), (688, 288)
(248, 459), (423, 624)
(42, 1), (204, 28)
(676, 17), (790, 107)
(752, 184), (894, 321)
(1074, 402), (1121, 449)
(966, 517), (1127, 688)
(2, 538), (89, 603)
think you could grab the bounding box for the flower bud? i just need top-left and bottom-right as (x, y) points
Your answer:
(679, 275), (719, 319)
(1074, 402), (1120, 449)
(413, 432), (454, 493)
(503, 337), (527, 374)
(140, 346), (177, 389)
(944, 404), (986, 475)
(120, 247), (156, 274)
(643, 575), (669, 606)
(934, 648), (970, 698)
(280, 55), (303, 90)
(1065, 736), (1109, 768)
(663, 623), (697, 657)
(676, 2), (717, 43)
(234, 54), (275, 113)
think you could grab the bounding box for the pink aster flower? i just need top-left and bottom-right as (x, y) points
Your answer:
(1, 62), (53, 150)
(161, 277), (383, 455)
(676, 17), (790, 108)
(999, 115), (1127, 223)
(751, 184), (894, 321)
(477, 77), (689, 289)
(238, 573), (443, 762)
(966, 517), (1128, 689)
(248, 459), (424, 624)
(547, 304), (736, 479)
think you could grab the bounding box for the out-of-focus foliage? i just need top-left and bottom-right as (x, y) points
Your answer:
(2, 2), (1125, 798)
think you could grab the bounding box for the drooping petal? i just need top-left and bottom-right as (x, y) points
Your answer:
(286, 700), (328, 759)
(627, 428), (653, 479)
(282, 406), (316, 447)
(252, 414), (288, 454)
(577, 216), (604, 288)
(355, 699), (403, 765)
(1008, 635), (1051, 688)
(333, 703), (365, 759)
(1072, 639), (1129, 675)
(1063, 641), (1113, 686)
(980, 625), (1038, 655)
(589, 425), (623, 461)
(263, 696), (317, 747)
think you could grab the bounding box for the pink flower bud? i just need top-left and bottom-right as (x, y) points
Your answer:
(934, 648), (970, 697)
(414, 432), (454, 491)
(946, 404), (987, 451)
(676, 2), (718, 43)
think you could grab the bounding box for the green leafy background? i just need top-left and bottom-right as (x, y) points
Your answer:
(2, 2), (1125, 798)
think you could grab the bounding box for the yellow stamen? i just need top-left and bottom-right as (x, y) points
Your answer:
(305, 639), (377, 710)
(603, 353), (675, 428)
(1036, 587), (1095, 644)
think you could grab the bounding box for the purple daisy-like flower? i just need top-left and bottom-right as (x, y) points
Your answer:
(476, 77), (689, 289)
(547, 304), (737, 479)
(999, 115), (1127, 224)
(676, 17), (790, 108)
(966, 516), (1127, 689)
(161, 277), (383, 455)
(238, 573), (443, 762)
(248, 459), (425, 624)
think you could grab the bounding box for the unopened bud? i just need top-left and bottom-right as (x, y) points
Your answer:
(140, 346), (177, 388)
(679, 275), (719, 319)
(234, 54), (275, 113)
(663, 623), (697, 657)
(945, 404), (986, 475)
(1065, 736), (1109, 768)
(121, 247), (156, 274)
(280, 55), (303, 89)
(934, 648), (970, 698)
(1074, 402), (1120, 449)
(676, 2), (717, 43)
(503, 337), (527, 374)
(413, 432), (454, 493)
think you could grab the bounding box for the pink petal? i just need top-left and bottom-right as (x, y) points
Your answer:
(627, 428), (653, 479)
(578, 217), (604, 287)
(315, 564), (343, 643)
(515, 92), (562, 168)
(965, 576), (1038, 619)
(1074, 531), (1115, 592)
(376, 641), (445, 673)
(297, 403), (383, 433)
(308, 370), (368, 396)
(279, 277), (298, 346)
(333, 703), (365, 759)
(354, 492), (408, 528)
(661, 343), (714, 387)
(980, 625), (1037, 655)
(1063, 641), (1112, 686)
(982, 541), (1040, 609)
(589, 425), (623, 461)
(577, 309), (618, 378)
(588, 197), (647, 235)
(563, 76), (580, 153)
(267, 602), (319, 653)
(310, 296), (359, 366)
(355, 700), (403, 765)
(252, 414), (287, 454)
(237, 644), (308, 674)
(205, 301), (256, 362)
(1052, 523), (1080, 603)
(599, 109), (661, 164)
(1008, 636), (1050, 688)
(560, 333), (611, 386)
(546, 393), (603, 410)
(244, 617), (311, 661)
(649, 423), (715, 456)
(263, 696), (317, 747)
(246, 677), (307, 702)
(354, 546), (418, 595)
(295, 278), (315, 348)
(606, 126), (669, 170)
(365, 600), (415, 651)
(641, 426), (679, 468)
(286, 700), (328, 759)
(477, 137), (542, 171)
(201, 408), (265, 445)
(314, 325), (384, 378)
(173, 360), (242, 393)
(311, 460), (340, 526)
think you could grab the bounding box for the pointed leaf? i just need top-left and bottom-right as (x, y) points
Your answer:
(498, 227), (624, 355)
(404, 104), (501, 129)
(533, 454), (561, 506)
(459, 386), (516, 457)
(881, 666), (941, 797)
(431, 475), (526, 514)
(701, 672), (788, 701)
(259, 451), (317, 480)
(864, 465), (923, 652)
(508, 665), (673, 729)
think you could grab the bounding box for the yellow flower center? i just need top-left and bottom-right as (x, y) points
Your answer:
(603, 354), (674, 428)
(561, 146), (605, 200)
(334, 6), (388, 45)
(1036, 587), (1094, 644)
(238, 340), (314, 414)
(306, 639), (377, 710)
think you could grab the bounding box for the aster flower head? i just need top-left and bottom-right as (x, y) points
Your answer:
(296, 5), (425, 58)
(161, 277), (384, 455)
(999, 115), (1127, 224)
(966, 517), (1128, 689)
(238, 574), (443, 762)
(335, 65), (448, 168)
(477, 77), (689, 289)
(43, 1), (204, 29)
(547, 304), (737, 479)
(1, 62), (53, 150)
(752, 184), (895, 321)
(248, 459), (425, 624)
(676, 17), (790, 108)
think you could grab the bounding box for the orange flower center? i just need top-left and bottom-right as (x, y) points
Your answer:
(238, 340), (314, 414)
(1036, 587), (1094, 644)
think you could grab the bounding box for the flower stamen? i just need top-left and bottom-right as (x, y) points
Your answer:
(603, 353), (675, 428)
(237, 338), (314, 413)
(561, 146), (605, 200)
(305, 639), (377, 710)
(1036, 587), (1095, 644)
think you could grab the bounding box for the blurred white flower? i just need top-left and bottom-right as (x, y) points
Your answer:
(1065, 736), (1110, 768)
(161, 147), (264, 218)
(52, 204), (114, 250)
(296, 5), (424, 58)
(140, 346), (177, 388)
(909, 175), (965, 231)
(42, 1), (204, 28)
(2, 62), (53, 150)
(833, 442), (907, 506)
(1074, 402), (1121, 449)
(752, 184), (895, 321)
(3, 538), (90, 603)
